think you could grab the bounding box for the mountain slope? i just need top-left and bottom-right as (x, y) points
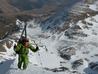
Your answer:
(0, 12), (98, 74)
(0, 0), (98, 74)
(0, 0), (81, 39)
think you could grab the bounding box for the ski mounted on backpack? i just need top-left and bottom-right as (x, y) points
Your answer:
(20, 22), (27, 39)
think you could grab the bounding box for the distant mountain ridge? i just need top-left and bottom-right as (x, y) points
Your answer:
(0, 0), (81, 38)
(0, 0), (97, 38)
(0, 0), (67, 16)
(0, 0), (64, 38)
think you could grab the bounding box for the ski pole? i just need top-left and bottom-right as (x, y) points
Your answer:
(32, 40), (43, 67)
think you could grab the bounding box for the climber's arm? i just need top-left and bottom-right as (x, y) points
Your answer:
(29, 44), (39, 52)
(14, 43), (21, 54)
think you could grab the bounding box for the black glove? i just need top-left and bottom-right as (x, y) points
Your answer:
(14, 44), (16, 49)
(14, 45), (19, 54)
(36, 46), (39, 51)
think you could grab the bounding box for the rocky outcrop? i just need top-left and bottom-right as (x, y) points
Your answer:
(0, 39), (13, 52)
(65, 24), (88, 39)
(84, 0), (96, 4)
(5, 40), (13, 49)
(59, 47), (76, 60)
(0, 40), (7, 52)
(44, 67), (69, 72)
(89, 62), (98, 71)
(72, 59), (83, 69)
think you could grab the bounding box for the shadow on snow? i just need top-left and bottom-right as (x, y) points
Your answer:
(0, 59), (15, 74)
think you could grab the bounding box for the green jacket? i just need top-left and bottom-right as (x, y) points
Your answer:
(14, 43), (39, 55)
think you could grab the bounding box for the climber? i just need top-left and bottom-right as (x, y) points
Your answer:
(14, 22), (39, 70)
(14, 37), (39, 70)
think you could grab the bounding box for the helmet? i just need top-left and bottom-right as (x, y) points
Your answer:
(22, 38), (29, 42)
(22, 38), (29, 47)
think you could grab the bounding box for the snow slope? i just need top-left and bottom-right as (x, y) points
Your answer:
(0, 1), (98, 74)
